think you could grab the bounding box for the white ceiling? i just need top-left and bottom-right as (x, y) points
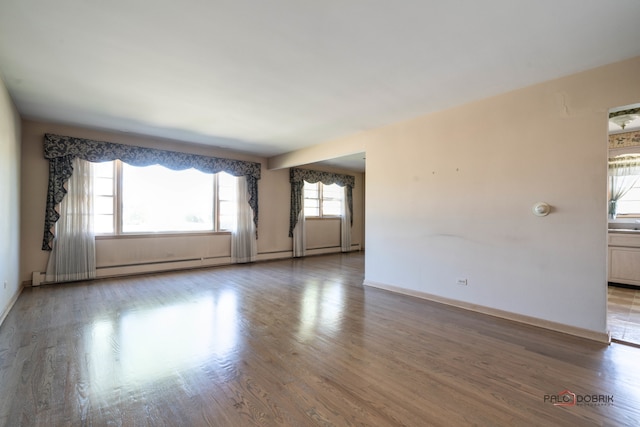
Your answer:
(2, 1), (640, 170)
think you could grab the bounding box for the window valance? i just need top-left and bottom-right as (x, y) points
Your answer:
(289, 167), (354, 237)
(42, 133), (261, 250)
(608, 154), (640, 176)
(289, 167), (355, 188)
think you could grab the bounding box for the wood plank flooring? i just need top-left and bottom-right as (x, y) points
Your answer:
(1, 253), (639, 426)
(608, 285), (640, 345)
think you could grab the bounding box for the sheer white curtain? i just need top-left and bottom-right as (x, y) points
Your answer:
(340, 185), (351, 252)
(231, 176), (257, 263)
(45, 158), (96, 283)
(292, 206), (306, 258)
(609, 155), (640, 219)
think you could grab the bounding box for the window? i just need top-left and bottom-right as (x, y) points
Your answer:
(303, 181), (343, 217)
(616, 176), (640, 216)
(93, 160), (237, 234)
(93, 161), (115, 234)
(609, 154), (640, 218)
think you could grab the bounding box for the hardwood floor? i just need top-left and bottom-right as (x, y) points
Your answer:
(1, 253), (639, 426)
(608, 284), (640, 345)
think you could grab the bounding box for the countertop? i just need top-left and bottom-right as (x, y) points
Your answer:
(609, 228), (640, 234)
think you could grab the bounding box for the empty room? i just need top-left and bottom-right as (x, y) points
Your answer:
(2, 1), (640, 426)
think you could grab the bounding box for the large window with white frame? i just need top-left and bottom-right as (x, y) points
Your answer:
(303, 181), (343, 218)
(92, 160), (237, 235)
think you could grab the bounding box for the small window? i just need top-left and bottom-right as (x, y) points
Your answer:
(616, 176), (640, 216)
(303, 181), (343, 218)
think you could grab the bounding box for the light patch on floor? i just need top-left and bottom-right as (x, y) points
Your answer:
(608, 285), (640, 345)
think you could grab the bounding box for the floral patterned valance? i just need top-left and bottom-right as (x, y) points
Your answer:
(44, 133), (261, 178)
(289, 167), (355, 187)
(42, 133), (261, 250)
(289, 168), (355, 237)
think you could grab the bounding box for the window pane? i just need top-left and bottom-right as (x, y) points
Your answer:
(219, 201), (236, 230)
(93, 161), (115, 234)
(304, 199), (319, 214)
(217, 172), (237, 230)
(219, 187), (235, 201)
(321, 183), (343, 216)
(322, 200), (342, 216)
(303, 181), (320, 217)
(305, 198), (319, 208)
(218, 171), (237, 190)
(619, 200), (640, 214)
(95, 214), (114, 234)
(304, 206), (319, 217)
(94, 196), (113, 215)
(304, 181), (319, 198)
(122, 164), (213, 233)
(618, 177), (640, 215)
(93, 161), (114, 177)
(218, 173), (236, 203)
(323, 183), (343, 199)
(94, 177), (113, 195)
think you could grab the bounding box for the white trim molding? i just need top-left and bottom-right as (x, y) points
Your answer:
(0, 285), (23, 328)
(363, 280), (611, 344)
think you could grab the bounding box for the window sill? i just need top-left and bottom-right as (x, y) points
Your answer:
(95, 231), (232, 240)
(305, 216), (342, 221)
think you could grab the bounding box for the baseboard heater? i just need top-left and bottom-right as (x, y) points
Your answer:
(31, 244), (361, 286)
(32, 255), (231, 286)
(306, 244), (361, 254)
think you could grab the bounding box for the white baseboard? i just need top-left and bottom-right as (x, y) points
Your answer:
(363, 280), (611, 344)
(256, 251), (293, 262)
(307, 247), (342, 256)
(31, 257), (232, 286)
(0, 284), (23, 328)
(306, 244), (361, 257)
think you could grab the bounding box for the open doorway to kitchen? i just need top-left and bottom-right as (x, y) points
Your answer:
(607, 103), (640, 346)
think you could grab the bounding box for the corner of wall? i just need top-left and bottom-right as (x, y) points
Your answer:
(0, 74), (22, 326)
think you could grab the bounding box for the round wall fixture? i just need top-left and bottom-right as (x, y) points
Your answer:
(532, 202), (551, 217)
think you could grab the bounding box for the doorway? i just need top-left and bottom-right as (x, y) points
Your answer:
(607, 103), (640, 346)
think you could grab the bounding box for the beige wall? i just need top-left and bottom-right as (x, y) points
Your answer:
(0, 76), (21, 323)
(334, 56), (640, 337)
(19, 120), (364, 283)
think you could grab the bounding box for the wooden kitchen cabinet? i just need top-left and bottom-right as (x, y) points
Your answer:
(608, 232), (640, 287)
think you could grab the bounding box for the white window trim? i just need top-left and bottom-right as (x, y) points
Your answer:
(94, 160), (235, 236)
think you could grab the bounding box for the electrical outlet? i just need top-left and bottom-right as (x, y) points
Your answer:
(3, 281), (6, 289)
(456, 278), (468, 286)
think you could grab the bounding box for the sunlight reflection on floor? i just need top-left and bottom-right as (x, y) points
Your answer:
(88, 290), (239, 391)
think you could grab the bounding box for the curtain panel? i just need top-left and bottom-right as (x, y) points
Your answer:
(45, 158), (96, 282)
(231, 176), (258, 263)
(42, 133), (262, 250)
(288, 167), (355, 237)
(608, 154), (640, 218)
